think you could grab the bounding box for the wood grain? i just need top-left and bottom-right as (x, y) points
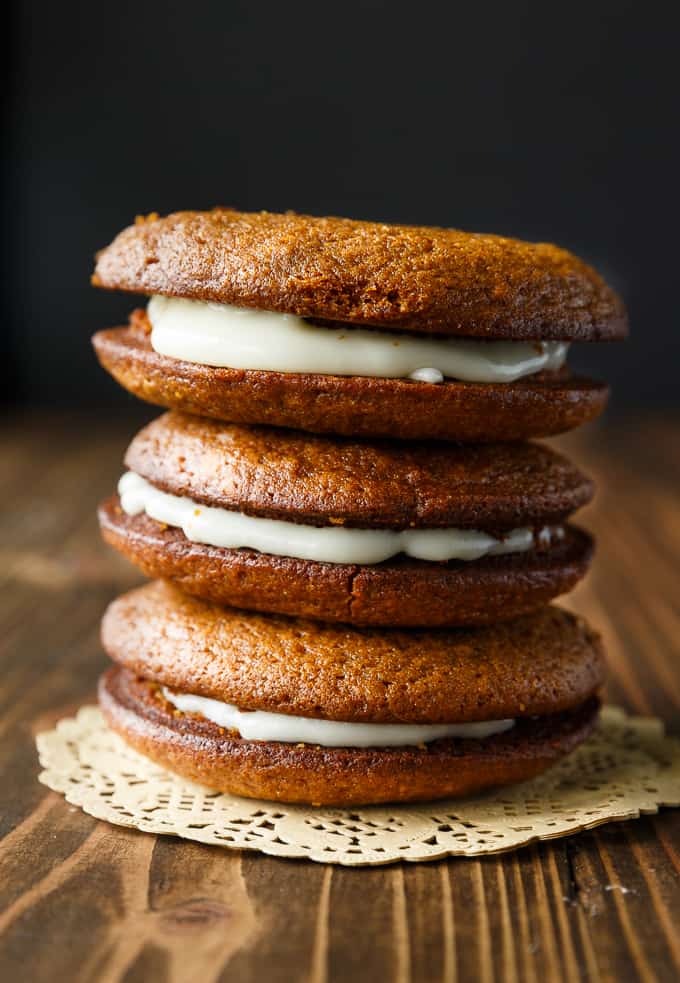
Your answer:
(1, 410), (679, 983)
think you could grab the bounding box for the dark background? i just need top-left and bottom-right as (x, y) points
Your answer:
(5, 0), (678, 413)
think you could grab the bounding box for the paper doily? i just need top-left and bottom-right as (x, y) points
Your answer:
(36, 706), (680, 866)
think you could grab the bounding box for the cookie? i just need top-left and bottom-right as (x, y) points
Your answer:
(100, 499), (592, 626)
(100, 413), (595, 625)
(93, 312), (610, 442)
(123, 412), (592, 527)
(100, 669), (600, 805)
(93, 209), (626, 340)
(98, 577), (604, 807)
(92, 209), (626, 441)
(101, 581), (606, 724)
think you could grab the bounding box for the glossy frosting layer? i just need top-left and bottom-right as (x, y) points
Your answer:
(148, 296), (569, 383)
(162, 688), (515, 747)
(119, 471), (561, 565)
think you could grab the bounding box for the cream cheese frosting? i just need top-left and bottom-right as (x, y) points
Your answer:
(119, 471), (562, 565)
(162, 688), (515, 748)
(147, 295), (569, 383)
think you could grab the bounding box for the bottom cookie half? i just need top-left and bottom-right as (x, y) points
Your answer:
(100, 668), (600, 806)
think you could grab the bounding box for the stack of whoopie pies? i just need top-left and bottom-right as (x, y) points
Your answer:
(92, 209), (626, 806)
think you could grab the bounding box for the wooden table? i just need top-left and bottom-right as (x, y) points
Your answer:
(1, 411), (679, 982)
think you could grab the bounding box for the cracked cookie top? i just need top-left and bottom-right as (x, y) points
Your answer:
(122, 411), (593, 530)
(92, 208), (627, 341)
(101, 581), (606, 724)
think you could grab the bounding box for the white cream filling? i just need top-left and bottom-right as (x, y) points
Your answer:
(119, 471), (561, 565)
(148, 295), (569, 384)
(162, 688), (515, 748)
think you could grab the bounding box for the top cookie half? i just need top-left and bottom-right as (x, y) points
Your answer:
(92, 208), (627, 441)
(94, 209), (625, 338)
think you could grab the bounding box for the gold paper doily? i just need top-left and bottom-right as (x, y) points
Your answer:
(36, 706), (680, 866)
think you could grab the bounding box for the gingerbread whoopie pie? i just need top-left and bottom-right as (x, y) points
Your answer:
(99, 581), (605, 806)
(99, 411), (595, 627)
(91, 209), (627, 442)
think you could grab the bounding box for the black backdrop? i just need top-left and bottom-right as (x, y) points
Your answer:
(5, 0), (678, 411)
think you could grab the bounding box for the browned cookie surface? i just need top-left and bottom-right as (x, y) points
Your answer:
(121, 410), (593, 529)
(92, 209), (626, 340)
(93, 320), (609, 442)
(101, 581), (606, 724)
(100, 497), (593, 626)
(100, 669), (601, 805)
